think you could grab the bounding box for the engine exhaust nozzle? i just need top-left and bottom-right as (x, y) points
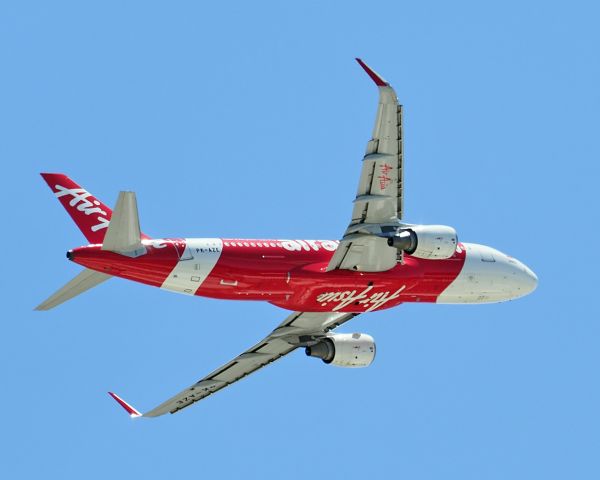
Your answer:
(387, 229), (417, 254)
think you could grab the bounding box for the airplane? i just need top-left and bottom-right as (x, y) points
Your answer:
(36, 58), (538, 418)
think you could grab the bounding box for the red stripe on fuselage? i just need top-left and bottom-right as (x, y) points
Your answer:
(69, 238), (466, 313)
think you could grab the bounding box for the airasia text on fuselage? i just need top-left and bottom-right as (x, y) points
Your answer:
(317, 285), (406, 312)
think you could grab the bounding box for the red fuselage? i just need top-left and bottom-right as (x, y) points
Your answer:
(70, 238), (466, 313)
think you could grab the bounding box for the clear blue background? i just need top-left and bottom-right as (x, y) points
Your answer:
(1, 1), (598, 478)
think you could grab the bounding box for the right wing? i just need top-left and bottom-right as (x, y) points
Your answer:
(110, 311), (358, 417)
(326, 59), (403, 273)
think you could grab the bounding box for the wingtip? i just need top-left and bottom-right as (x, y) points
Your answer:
(355, 58), (389, 87)
(108, 391), (143, 418)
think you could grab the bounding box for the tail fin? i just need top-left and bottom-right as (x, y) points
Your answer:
(35, 268), (111, 310)
(41, 173), (113, 244)
(41, 173), (150, 245)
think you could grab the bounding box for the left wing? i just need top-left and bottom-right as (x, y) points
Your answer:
(327, 59), (403, 273)
(110, 311), (358, 417)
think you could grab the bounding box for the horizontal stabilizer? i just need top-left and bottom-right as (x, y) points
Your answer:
(101, 191), (146, 257)
(35, 268), (111, 310)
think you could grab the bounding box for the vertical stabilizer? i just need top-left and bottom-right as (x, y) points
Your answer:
(40, 173), (113, 244)
(40, 173), (150, 245)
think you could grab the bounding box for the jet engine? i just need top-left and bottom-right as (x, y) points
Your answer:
(305, 333), (375, 368)
(387, 225), (457, 259)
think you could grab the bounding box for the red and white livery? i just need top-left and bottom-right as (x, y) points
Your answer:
(37, 59), (537, 418)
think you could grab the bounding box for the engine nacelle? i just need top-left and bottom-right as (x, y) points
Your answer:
(305, 333), (375, 368)
(387, 224), (457, 260)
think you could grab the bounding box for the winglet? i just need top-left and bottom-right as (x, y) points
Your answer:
(355, 58), (389, 87)
(108, 392), (143, 418)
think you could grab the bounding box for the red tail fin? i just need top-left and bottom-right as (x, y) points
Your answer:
(41, 173), (114, 244)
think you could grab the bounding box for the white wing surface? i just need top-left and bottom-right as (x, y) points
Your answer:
(110, 311), (358, 417)
(327, 59), (403, 272)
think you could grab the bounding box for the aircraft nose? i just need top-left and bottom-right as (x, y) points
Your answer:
(513, 259), (538, 296)
(524, 264), (538, 293)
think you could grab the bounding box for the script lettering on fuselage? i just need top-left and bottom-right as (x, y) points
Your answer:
(280, 240), (339, 252)
(316, 285), (406, 312)
(53, 184), (110, 232)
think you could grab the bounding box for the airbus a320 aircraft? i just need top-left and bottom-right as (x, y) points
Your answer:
(37, 59), (537, 418)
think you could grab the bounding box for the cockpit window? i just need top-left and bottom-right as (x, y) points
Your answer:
(480, 250), (496, 262)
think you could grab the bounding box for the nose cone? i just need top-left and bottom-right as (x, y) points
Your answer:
(513, 260), (538, 297)
(437, 243), (538, 304)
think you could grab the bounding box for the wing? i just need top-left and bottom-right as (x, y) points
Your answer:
(327, 59), (403, 273)
(110, 311), (358, 417)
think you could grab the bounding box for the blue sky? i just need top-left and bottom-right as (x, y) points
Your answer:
(1, 1), (599, 478)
